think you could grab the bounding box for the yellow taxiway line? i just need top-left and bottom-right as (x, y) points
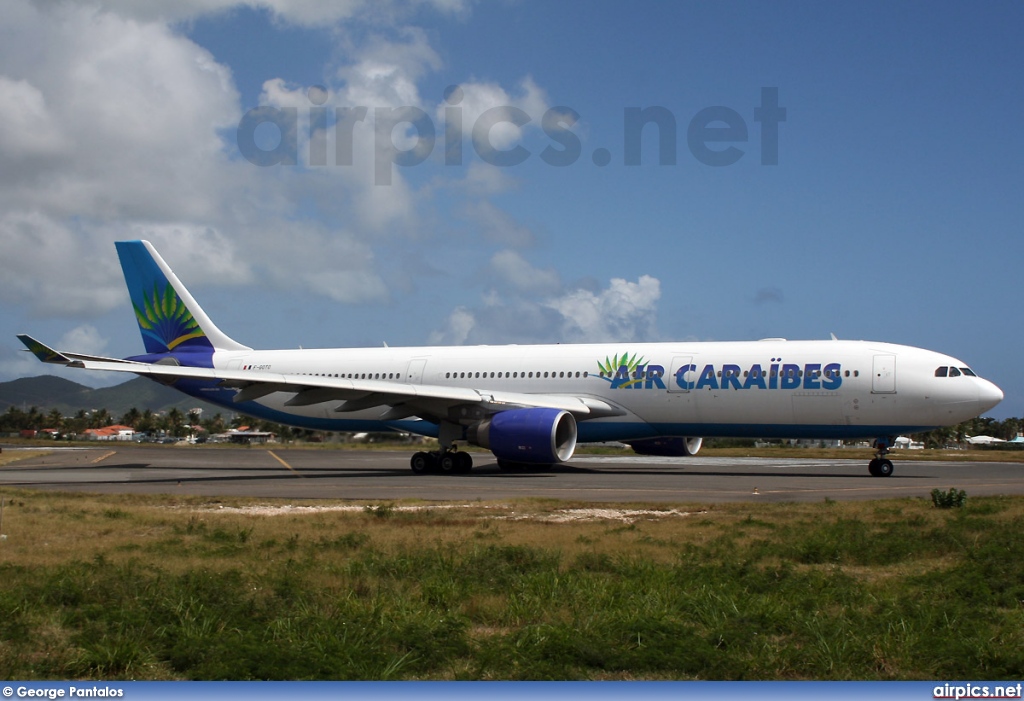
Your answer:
(268, 450), (304, 477)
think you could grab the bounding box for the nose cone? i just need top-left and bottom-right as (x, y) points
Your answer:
(978, 379), (1004, 414)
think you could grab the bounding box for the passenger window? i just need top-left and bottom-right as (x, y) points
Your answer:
(948, 367), (961, 377)
(961, 368), (976, 377)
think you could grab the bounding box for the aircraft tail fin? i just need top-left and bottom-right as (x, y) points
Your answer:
(115, 240), (251, 355)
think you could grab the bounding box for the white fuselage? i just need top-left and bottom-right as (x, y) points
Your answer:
(185, 339), (1002, 442)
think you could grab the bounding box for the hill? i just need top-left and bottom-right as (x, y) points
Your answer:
(0, 375), (225, 418)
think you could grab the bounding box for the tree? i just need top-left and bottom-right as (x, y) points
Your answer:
(45, 408), (64, 431)
(89, 408), (112, 429)
(167, 407), (184, 437)
(137, 409), (156, 434)
(202, 412), (226, 434)
(65, 409), (89, 436)
(120, 407), (142, 429)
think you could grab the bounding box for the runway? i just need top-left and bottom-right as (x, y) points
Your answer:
(2, 445), (1022, 503)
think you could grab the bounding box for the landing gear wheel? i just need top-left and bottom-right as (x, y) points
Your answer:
(875, 458), (893, 477)
(867, 457), (894, 477)
(410, 452), (432, 475)
(439, 453), (458, 473)
(455, 451), (473, 473)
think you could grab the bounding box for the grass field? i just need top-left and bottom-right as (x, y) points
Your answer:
(0, 488), (1022, 680)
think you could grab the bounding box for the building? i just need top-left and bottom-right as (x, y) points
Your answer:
(83, 425), (135, 441)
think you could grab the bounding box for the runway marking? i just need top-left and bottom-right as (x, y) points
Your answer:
(268, 451), (304, 477)
(91, 451), (116, 464)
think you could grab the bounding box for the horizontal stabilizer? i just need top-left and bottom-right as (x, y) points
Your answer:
(17, 334), (71, 364)
(17, 334), (142, 366)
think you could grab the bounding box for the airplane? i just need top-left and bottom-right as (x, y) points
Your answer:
(18, 240), (1003, 478)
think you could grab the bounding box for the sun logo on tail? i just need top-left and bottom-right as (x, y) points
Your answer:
(133, 282), (205, 352)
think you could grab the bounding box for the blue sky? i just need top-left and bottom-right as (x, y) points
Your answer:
(0, 0), (1021, 418)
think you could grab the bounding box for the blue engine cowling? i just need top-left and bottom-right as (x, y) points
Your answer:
(627, 436), (703, 457)
(468, 408), (577, 464)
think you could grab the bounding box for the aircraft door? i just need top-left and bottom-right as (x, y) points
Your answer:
(872, 354), (896, 394)
(668, 356), (695, 393)
(406, 358), (427, 384)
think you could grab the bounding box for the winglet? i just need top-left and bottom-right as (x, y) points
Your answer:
(17, 334), (71, 364)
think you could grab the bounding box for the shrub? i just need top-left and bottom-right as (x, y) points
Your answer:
(931, 488), (967, 509)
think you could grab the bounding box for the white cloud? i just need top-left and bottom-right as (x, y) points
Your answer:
(0, 1), (255, 316)
(489, 249), (560, 294)
(437, 76), (552, 154)
(430, 275), (663, 345)
(125, 223), (255, 287)
(88, 0), (473, 27)
(0, 0), (403, 316)
(0, 77), (67, 160)
(0, 0), (572, 365)
(0, 211), (124, 316)
(460, 202), (535, 246)
(241, 220), (391, 304)
(545, 275), (661, 342)
(58, 325), (109, 356)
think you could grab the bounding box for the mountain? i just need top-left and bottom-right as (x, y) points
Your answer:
(0, 375), (225, 418)
(0, 376), (92, 412)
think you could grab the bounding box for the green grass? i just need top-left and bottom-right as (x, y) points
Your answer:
(0, 491), (1022, 679)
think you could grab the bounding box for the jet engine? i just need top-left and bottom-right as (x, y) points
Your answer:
(627, 436), (703, 457)
(468, 407), (577, 464)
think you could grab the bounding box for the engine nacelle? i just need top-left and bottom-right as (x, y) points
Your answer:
(468, 408), (577, 464)
(627, 436), (703, 457)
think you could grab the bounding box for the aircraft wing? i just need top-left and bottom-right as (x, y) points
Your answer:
(60, 358), (624, 421)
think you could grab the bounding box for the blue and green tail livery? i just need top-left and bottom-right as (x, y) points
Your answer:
(131, 280), (206, 352)
(115, 241), (249, 357)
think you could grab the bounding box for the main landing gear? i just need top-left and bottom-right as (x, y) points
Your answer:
(868, 438), (894, 477)
(410, 420), (474, 475)
(410, 448), (473, 474)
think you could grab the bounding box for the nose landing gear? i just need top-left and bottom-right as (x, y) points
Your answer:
(868, 437), (895, 477)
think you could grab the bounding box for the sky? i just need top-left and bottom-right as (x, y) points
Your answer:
(0, 0), (1021, 418)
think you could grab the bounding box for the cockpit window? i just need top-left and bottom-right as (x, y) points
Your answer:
(960, 367), (976, 377)
(948, 367), (962, 377)
(934, 366), (948, 377)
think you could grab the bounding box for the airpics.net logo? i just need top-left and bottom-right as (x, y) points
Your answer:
(237, 86), (786, 185)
